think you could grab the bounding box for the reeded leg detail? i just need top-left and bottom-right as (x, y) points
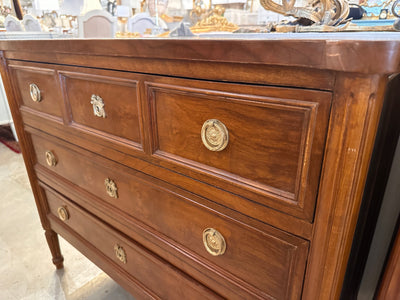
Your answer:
(45, 230), (64, 269)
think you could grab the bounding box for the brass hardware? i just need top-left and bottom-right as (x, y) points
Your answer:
(57, 206), (69, 221)
(90, 95), (106, 118)
(114, 244), (127, 264)
(29, 83), (41, 102)
(45, 151), (57, 167)
(203, 228), (226, 256)
(105, 178), (118, 199)
(201, 119), (229, 152)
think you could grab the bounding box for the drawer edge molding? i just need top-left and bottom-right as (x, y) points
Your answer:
(45, 187), (224, 300)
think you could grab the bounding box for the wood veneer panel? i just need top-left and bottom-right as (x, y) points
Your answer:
(147, 78), (331, 221)
(303, 73), (388, 299)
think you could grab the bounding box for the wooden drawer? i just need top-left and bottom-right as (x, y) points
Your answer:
(31, 131), (309, 299)
(59, 70), (142, 148)
(146, 78), (332, 220)
(43, 185), (220, 300)
(9, 65), (64, 119)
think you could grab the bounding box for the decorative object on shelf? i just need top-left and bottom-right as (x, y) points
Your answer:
(394, 17), (400, 29)
(107, 0), (117, 16)
(379, 8), (389, 18)
(169, 22), (195, 36)
(148, 0), (169, 16)
(80, 0), (102, 15)
(348, 3), (366, 19)
(190, 5), (239, 33)
(260, 0), (349, 28)
(190, 0), (212, 21)
(392, 0), (400, 17)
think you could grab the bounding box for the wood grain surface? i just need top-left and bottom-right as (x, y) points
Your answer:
(1, 38), (398, 299)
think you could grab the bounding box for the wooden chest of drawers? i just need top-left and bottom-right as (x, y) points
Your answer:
(2, 36), (400, 299)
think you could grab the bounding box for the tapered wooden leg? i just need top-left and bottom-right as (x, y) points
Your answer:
(45, 230), (64, 269)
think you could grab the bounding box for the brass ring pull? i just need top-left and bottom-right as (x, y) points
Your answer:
(201, 119), (229, 152)
(29, 83), (41, 102)
(203, 228), (226, 256)
(45, 151), (57, 167)
(114, 244), (127, 264)
(105, 178), (118, 198)
(57, 206), (69, 221)
(90, 94), (106, 118)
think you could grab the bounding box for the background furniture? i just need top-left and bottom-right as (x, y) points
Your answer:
(2, 35), (400, 299)
(78, 10), (117, 38)
(4, 15), (23, 31)
(22, 15), (42, 32)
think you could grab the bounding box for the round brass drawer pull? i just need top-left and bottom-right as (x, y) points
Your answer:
(201, 119), (229, 152)
(91, 94), (106, 118)
(203, 228), (226, 256)
(105, 178), (118, 199)
(114, 244), (127, 264)
(45, 151), (57, 167)
(29, 83), (41, 102)
(57, 206), (69, 221)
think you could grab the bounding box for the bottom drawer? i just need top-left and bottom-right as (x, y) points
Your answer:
(43, 184), (221, 300)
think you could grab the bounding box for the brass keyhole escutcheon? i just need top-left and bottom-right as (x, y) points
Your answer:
(201, 119), (229, 152)
(105, 178), (118, 199)
(114, 244), (127, 264)
(203, 228), (226, 256)
(90, 94), (106, 118)
(57, 206), (69, 221)
(45, 151), (57, 167)
(29, 83), (41, 102)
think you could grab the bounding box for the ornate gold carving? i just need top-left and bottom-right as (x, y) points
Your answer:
(114, 244), (127, 264)
(90, 95), (106, 118)
(57, 206), (69, 221)
(260, 0), (349, 26)
(45, 151), (57, 167)
(29, 83), (41, 102)
(105, 178), (118, 199)
(203, 228), (226, 256)
(190, 6), (239, 33)
(201, 119), (229, 152)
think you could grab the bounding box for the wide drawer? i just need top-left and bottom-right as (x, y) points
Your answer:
(9, 64), (64, 119)
(43, 185), (220, 300)
(30, 131), (309, 299)
(146, 78), (332, 220)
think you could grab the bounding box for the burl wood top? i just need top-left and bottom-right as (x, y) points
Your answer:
(0, 32), (400, 74)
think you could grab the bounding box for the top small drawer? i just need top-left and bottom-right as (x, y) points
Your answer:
(59, 71), (142, 148)
(147, 78), (332, 221)
(9, 65), (63, 119)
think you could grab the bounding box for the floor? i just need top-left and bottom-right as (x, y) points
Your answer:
(0, 142), (135, 300)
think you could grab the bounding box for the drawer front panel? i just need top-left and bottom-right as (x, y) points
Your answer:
(60, 71), (142, 147)
(9, 65), (63, 119)
(44, 186), (220, 300)
(147, 79), (331, 220)
(31, 132), (308, 299)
